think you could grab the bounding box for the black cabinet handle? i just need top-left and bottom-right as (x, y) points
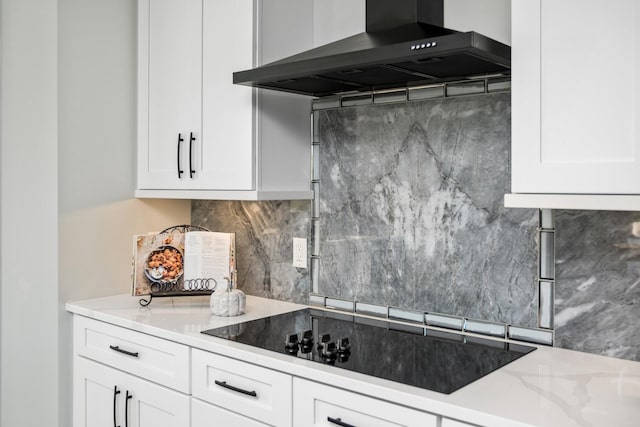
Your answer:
(189, 132), (196, 178)
(109, 345), (139, 358)
(177, 133), (184, 178)
(214, 380), (257, 397)
(113, 386), (121, 427)
(125, 391), (133, 427)
(328, 417), (356, 427)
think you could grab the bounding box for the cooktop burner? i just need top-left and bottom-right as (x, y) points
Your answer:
(202, 308), (534, 394)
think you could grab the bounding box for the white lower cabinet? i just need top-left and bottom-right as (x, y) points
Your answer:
(293, 378), (438, 427)
(72, 314), (482, 427)
(72, 316), (191, 427)
(74, 356), (190, 427)
(192, 397), (269, 427)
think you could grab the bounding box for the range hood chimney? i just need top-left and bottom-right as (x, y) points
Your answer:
(365, 0), (443, 32)
(233, 0), (510, 97)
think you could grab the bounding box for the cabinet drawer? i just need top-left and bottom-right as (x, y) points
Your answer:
(73, 316), (189, 393)
(293, 378), (437, 427)
(192, 349), (292, 427)
(192, 398), (269, 427)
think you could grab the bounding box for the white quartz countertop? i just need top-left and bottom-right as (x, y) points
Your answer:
(66, 294), (640, 427)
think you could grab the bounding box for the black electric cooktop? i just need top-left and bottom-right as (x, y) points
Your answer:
(202, 308), (534, 394)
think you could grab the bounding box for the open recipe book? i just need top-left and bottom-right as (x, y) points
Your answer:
(132, 229), (235, 296)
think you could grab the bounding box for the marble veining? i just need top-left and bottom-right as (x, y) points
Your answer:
(192, 200), (310, 304)
(191, 93), (640, 362)
(316, 94), (539, 327)
(555, 210), (640, 361)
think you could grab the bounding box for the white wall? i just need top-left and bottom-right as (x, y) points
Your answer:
(1, 1), (59, 426)
(445, 0), (512, 45)
(312, 0), (365, 47)
(1, 1), (191, 426)
(310, 0), (512, 47)
(57, 0), (190, 425)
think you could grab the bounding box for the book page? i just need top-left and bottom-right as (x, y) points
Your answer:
(183, 231), (235, 289)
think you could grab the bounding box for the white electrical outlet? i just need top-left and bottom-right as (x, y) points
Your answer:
(293, 237), (307, 269)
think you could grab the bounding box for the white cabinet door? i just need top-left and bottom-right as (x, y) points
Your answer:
(126, 372), (190, 427)
(199, 0), (254, 190)
(192, 398), (269, 427)
(293, 378), (438, 427)
(74, 356), (128, 427)
(138, 0), (202, 190)
(138, 0), (254, 192)
(74, 357), (189, 427)
(512, 0), (640, 194)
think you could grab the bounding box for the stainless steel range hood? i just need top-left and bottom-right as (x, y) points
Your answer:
(233, 0), (510, 97)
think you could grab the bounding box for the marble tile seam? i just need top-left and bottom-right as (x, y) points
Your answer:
(309, 293), (553, 346)
(537, 209), (556, 333)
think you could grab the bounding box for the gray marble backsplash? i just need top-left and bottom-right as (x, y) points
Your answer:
(316, 93), (538, 327)
(193, 93), (538, 327)
(555, 211), (640, 361)
(192, 92), (640, 362)
(192, 200), (310, 304)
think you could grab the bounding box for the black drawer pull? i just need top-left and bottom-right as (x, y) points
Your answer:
(177, 133), (184, 178)
(113, 386), (121, 427)
(109, 345), (139, 358)
(189, 132), (196, 178)
(125, 390), (133, 427)
(328, 417), (356, 427)
(214, 380), (257, 397)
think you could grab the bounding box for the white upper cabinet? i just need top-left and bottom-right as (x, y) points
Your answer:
(137, 0), (314, 200)
(511, 0), (640, 195)
(201, 0), (255, 191)
(138, 0), (203, 191)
